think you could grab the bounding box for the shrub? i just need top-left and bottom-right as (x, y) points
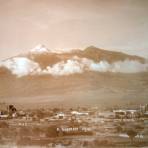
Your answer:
(126, 129), (138, 144)
(0, 121), (9, 128)
(45, 126), (58, 137)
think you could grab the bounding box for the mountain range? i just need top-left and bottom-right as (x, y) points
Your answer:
(0, 45), (148, 108)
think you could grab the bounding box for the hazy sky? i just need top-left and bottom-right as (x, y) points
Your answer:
(0, 0), (148, 60)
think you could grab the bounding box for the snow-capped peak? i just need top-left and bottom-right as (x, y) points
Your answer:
(30, 44), (49, 53)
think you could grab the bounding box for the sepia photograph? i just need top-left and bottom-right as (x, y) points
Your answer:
(0, 0), (148, 147)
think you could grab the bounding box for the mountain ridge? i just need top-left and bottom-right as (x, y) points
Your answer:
(0, 45), (148, 107)
(0, 45), (147, 77)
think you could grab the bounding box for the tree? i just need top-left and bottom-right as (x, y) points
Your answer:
(52, 108), (60, 113)
(126, 129), (138, 144)
(134, 124), (144, 139)
(116, 125), (123, 133)
(36, 110), (44, 119)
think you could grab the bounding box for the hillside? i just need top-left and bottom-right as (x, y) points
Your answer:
(0, 45), (148, 107)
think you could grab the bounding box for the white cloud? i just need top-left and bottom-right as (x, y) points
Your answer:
(0, 57), (40, 77)
(37, 56), (148, 76)
(39, 58), (84, 76)
(0, 56), (148, 77)
(87, 59), (148, 73)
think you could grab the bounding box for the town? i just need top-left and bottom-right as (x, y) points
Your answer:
(0, 103), (148, 147)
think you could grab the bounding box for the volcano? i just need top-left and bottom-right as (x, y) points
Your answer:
(0, 45), (148, 108)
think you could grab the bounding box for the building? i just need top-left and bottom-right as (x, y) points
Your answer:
(71, 111), (89, 116)
(57, 125), (93, 136)
(0, 103), (9, 119)
(113, 109), (138, 119)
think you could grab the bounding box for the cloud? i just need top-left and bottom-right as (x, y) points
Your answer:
(89, 60), (148, 73)
(37, 56), (148, 76)
(0, 57), (40, 77)
(0, 56), (148, 77)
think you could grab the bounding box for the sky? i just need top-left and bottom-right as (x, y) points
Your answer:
(0, 0), (148, 60)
